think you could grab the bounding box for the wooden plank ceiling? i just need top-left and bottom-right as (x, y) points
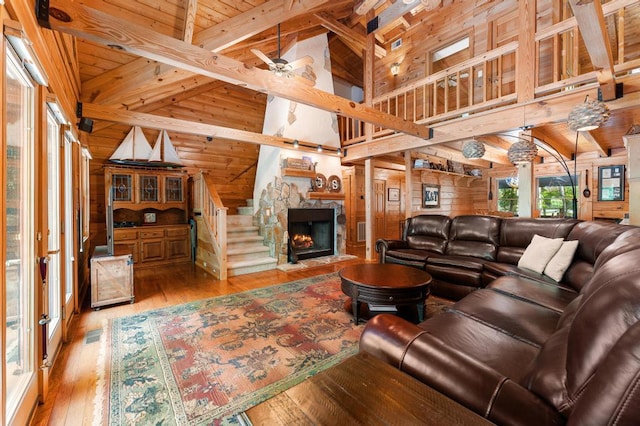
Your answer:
(68, 0), (640, 206)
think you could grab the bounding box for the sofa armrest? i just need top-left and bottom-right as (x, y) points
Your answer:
(375, 239), (407, 263)
(360, 314), (563, 426)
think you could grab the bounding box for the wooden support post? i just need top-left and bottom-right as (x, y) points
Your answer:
(404, 150), (413, 220)
(623, 133), (640, 225)
(365, 159), (374, 261)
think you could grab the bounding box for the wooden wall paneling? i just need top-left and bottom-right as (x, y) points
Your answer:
(373, 0), (520, 98)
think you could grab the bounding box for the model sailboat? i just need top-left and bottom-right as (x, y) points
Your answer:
(148, 130), (183, 167)
(109, 127), (183, 167)
(109, 126), (153, 165)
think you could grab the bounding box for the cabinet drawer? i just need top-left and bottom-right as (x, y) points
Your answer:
(114, 229), (138, 240)
(165, 227), (189, 238)
(140, 229), (164, 239)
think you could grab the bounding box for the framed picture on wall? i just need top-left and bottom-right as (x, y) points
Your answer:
(598, 165), (625, 201)
(422, 184), (440, 208)
(388, 188), (400, 202)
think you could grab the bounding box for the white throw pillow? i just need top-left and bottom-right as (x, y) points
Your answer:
(544, 240), (579, 281)
(517, 234), (564, 274)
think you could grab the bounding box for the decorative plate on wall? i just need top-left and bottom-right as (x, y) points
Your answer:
(313, 173), (327, 191)
(327, 175), (342, 192)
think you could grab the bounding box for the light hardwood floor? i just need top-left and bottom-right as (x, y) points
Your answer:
(31, 258), (364, 425)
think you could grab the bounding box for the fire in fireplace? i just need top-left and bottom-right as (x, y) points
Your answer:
(288, 208), (335, 261)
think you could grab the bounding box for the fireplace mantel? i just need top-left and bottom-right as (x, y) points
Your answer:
(308, 192), (345, 200)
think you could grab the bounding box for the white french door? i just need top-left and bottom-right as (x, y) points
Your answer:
(63, 131), (76, 337)
(46, 108), (63, 359)
(3, 42), (38, 425)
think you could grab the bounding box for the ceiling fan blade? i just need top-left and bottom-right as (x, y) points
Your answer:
(287, 55), (314, 70)
(251, 48), (275, 67)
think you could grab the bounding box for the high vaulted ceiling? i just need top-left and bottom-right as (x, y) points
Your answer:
(39, 0), (640, 174)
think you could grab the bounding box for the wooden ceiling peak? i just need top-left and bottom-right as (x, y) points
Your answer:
(43, 0), (433, 139)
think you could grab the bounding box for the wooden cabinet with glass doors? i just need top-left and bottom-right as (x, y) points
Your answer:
(105, 166), (190, 267)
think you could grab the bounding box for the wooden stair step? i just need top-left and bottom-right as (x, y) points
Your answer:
(227, 225), (260, 234)
(227, 246), (270, 256)
(227, 215), (254, 227)
(227, 235), (264, 244)
(227, 257), (278, 276)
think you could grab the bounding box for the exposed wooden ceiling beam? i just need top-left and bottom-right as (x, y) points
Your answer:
(195, 0), (334, 53)
(568, 0), (617, 100)
(372, 159), (405, 171)
(42, 0), (432, 139)
(82, 103), (320, 151)
(366, 0), (422, 34)
(344, 82), (640, 162)
(415, 145), (494, 168)
(90, 80), (230, 133)
(182, 0), (198, 44)
(314, 11), (387, 58)
(355, 0), (383, 16)
(531, 128), (574, 160)
(579, 131), (609, 157)
(81, 0), (332, 104)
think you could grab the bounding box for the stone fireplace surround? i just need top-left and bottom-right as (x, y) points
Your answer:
(255, 176), (346, 265)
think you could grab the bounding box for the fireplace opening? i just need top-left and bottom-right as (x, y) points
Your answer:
(288, 208), (335, 261)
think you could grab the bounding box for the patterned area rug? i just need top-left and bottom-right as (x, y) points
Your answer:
(98, 273), (452, 425)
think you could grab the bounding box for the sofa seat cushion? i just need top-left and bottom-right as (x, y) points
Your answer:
(427, 255), (489, 287)
(386, 248), (435, 263)
(427, 254), (487, 272)
(449, 289), (561, 346)
(488, 275), (579, 314)
(419, 310), (540, 382)
(484, 262), (558, 285)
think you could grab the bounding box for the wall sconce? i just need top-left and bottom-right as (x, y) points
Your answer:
(390, 62), (401, 76)
(263, 206), (272, 225)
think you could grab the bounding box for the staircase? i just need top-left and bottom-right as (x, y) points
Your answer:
(226, 213), (277, 277)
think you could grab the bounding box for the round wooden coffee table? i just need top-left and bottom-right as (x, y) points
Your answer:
(339, 264), (432, 324)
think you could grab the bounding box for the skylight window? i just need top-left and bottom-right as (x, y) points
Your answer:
(432, 37), (470, 61)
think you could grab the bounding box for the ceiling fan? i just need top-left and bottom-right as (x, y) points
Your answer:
(251, 24), (313, 78)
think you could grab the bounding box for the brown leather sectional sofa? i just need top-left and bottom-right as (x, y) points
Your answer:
(364, 215), (640, 425)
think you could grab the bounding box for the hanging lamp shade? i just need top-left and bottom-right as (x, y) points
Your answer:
(567, 100), (610, 131)
(462, 139), (486, 158)
(507, 140), (538, 164)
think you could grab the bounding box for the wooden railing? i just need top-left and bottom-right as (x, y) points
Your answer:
(194, 171), (228, 280)
(338, 1), (638, 145)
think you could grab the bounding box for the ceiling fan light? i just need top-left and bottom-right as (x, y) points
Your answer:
(567, 99), (610, 131)
(507, 140), (538, 164)
(462, 139), (485, 159)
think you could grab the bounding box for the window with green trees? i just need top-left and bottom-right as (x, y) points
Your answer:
(497, 177), (519, 214)
(537, 175), (577, 218)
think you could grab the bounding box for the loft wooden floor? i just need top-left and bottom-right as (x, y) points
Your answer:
(31, 258), (364, 425)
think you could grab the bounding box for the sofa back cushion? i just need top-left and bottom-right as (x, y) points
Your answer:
(445, 215), (501, 260)
(405, 214), (451, 254)
(562, 221), (635, 290)
(496, 218), (579, 264)
(523, 248), (640, 417)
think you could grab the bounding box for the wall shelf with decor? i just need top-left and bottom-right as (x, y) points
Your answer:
(308, 192), (346, 200)
(281, 167), (317, 178)
(413, 168), (480, 187)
